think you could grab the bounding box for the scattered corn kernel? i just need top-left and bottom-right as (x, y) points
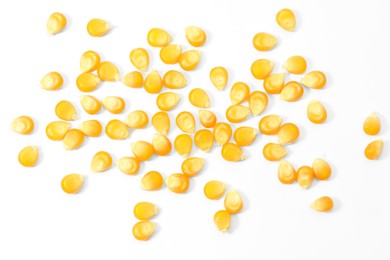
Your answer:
(213, 122), (232, 145)
(147, 28), (172, 47)
(144, 70), (163, 94)
(130, 48), (149, 71)
(263, 143), (287, 161)
(283, 55), (307, 74)
(194, 129), (214, 152)
(47, 12), (66, 34)
(259, 115), (282, 135)
(40, 72), (63, 90)
(152, 112), (170, 135)
(105, 119), (129, 140)
(226, 105), (250, 123)
(61, 174), (84, 194)
(214, 210), (231, 232)
(131, 141), (154, 161)
(278, 160), (297, 184)
(189, 88), (210, 108)
(276, 8), (296, 32)
(126, 110), (149, 129)
(179, 50), (201, 71)
(87, 18), (110, 37)
(199, 110), (217, 128)
(230, 82), (250, 105)
(102, 96), (125, 114)
(63, 129), (84, 150)
(97, 61), (120, 81)
(91, 151), (112, 172)
(182, 157), (204, 177)
(186, 26), (206, 47)
(46, 121), (70, 140)
(134, 202), (158, 220)
(55, 100), (77, 121)
(163, 70), (187, 89)
(141, 171), (163, 191)
(301, 71), (326, 89)
(253, 32), (278, 51)
(174, 134), (192, 157)
(156, 92), (180, 111)
(132, 221), (156, 241)
(224, 189), (243, 214)
(297, 166), (315, 189)
(280, 81), (304, 102)
(210, 67), (228, 90)
(251, 59), (274, 80)
(160, 44), (182, 64)
(278, 123), (300, 145)
(248, 91), (268, 116)
(307, 100), (327, 124)
(221, 143), (245, 162)
(117, 157), (140, 175)
(152, 133), (172, 156)
(123, 71), (143, 88)
(263, 73), (285, 94)
(312, 159), (332, 180)
(76, 72), (101, 92)
(176, 111), (196, 133)
(80, 50), (100, 73)
(11, 116), (34, 135)
(233, 127), (258, 146)
(204, 180), (226, 200)
(79, 120), (102, 137)
(364, 140), (384, 160)
(18, 146), (39, 167)
(165, 173), (190, 193)
(311, 196), (333, 212)
(363, 113), (381, 135)
(80, 95), (101, 114)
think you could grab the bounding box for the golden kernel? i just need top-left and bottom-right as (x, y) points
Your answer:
(221, 143), (245, 162)
(311, 196), (333, 212)
(163, 70), (187, 89)
(79, 120), (102, 137)
(144, 70), (163, 94)
(186, 26), (206, 47)
(278, 123), (300, 145)
(278, 160), (297, 184)
(105, 119), (129, 140)
(182, 157), (205, 177)
(276, 8), (296, 32)
(194, 129), (214, 152)
(248, 91), (268, 116)
(199, 110), (217, 128)
(123, 71), (143, 88)
(132, 221), (156, 241)
(80, 50), (100, 73)
(156, 92), (180, 111)
(297, 166), (315, 189)
(174, 134), (192, 157)
(91, 151), (112, 172)
(176, 111), (196, 133)
(259, 114), (282, 135)
(224, 189), (243, 214)
(131, 141), (154, 161)
(283, 55), (307, 74)
(165, 173), (190, 193)
(251, 59), (274, 80)
(18, 146), (39, 167)
(363, 113), (381, 135)
(126, 110), (149, 129)
(61, 174), (84, 194)
(204, 181), (226, 200)
(87, 18), (110, 37)
(80, 95), (101, 114)
(312, 159), (332, 180)
(307, 100), (327, 124)
(301, 71), (326, 89)
(210, 67), (228, 90)
(141, 171), (163, 191)
(230, 82), (250, 105)
(280, 81), (304, 102)
(263, 143), (287, 161)
(63, 129), (84, 150)
(179, 50), (201, 71)
(263, 73), (285, 94)
(189, 88), (210, 108)
(234, 127), (258, 146)
(160, 44), (182, 64)
(76, 72), (101, 92)
(47, 12), (66, 34)
(130, 48), (149, 71)
(97, 61), (120, 81)
(152, 133), (172, 156)
(55, 100), (77, 121)
(46, 121), (70, 141)
(147, 28), (172, 47)
(11, 116), (34, 135)
(364, 140), (383, 160)
(152, 112), (170, 135)
(117, 157), (140, 175)
(213, 122), (232, 146)
(134, 202), (158, 220)
(102, 96), (125, 114)
(41, 72), (63, 90)
(226, 105), (250, 123)
(214, 210), (231, 232)
(253, 32), (278, 51)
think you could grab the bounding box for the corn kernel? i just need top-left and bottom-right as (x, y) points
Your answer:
(194, 129), (214, 152)
(221, 143), (245, 162)
(87, 18), (110, 37)
(253, 32), (278, 51)
(98, 61), (120, 81)
(102, 96), (126, 114)
(123, 71), (143, 88)
(55, 101), (77, 121)
(160, 44), (182, 64)
(278, 123), (300, 145)
(276, 8), (296, 32)
(176, 111), (196, 133)
(214, 210), (231, 232)
(259, 114), (282, 135)
(47, 12), (66, 34)
(117, 157), (140, 175)
(126, 110), (149, 129)
(11, 116), (34, 135)
(213, 122), (232, 146)
(179, 50), (201, 71)
(182, 157), (204, 177)
(210, 67), (228, 90)
(230, 82), (250, 105)
(163, 70), (187, 89)
(189, 88), (210, 108)
(105, 119), (129, 140)
(311, 196), (333, 212)
(186, 26), (206, 47)
(130, 48), (149, 71)
(132, 141), (154, 161)
(134, 202), (158, 221)
(76, 72), (101, 92)
(307, 100), (327, 124)
(263, 73), (285, 94)
(147, 28), (171, 47)
(297, 166), (315, 189)
(281, 81), (304, 102)
(226, 105), (250, 123)
(63, 129), (84, 150)
(278, 160), (297, 184)
(80, 95), (101, 114)
(248, 91), (268, 116)
(91, 151), (112, 172)
(61, 174), (84, 194)
(132, 221), (155, 241)
(152, 112), (170, 135)
(204, 180), (226, 200)
(364, 140), (383, 160)
(283, 56), (306, 74)
(141, 171), (163, 191)
(80, 50), (100, 73)
(41, 72), (63, 90)
(165, 173), (190, 193)
(79, 120), (102, 137)
(312, 159), (332, 180)
(18, 146), (39, 167)
(46, 121), (70, 141)
(174, 134), (192, 157)
(224, 189), (243, 214)
(234, 127), (258, 146)
(301, 71), (326, 89)
(251, 59), (274, 80)
(144, 70), (163, 94)
(263, 143), (287, 161)
(199, 110), (217, 128)
(152, 133), (172, 156)
(363, 113), (381, 135)
(156, 92), (180, 111)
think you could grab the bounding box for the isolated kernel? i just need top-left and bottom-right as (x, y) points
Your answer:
(117, 157), (140, 175)
(214, 210), (231, 232)
(132, 221), (156, 241)
(253, 32), (278, 51)
(134, 202), (158, 221)
(363, 113), (381, 135)
(204, 181), (226, 200)
(18, 146), (39, 167)
(163, 70), (187, 89)
(226, 105), (250, 123)
(126, 110), (149, 129)
(91, 151), (112, 172)
(152, 133), (172, 156)
(174, 134), (192, 157)
(11, 116), (34, 135)
(224, 189), (243, 214)
(46, 121), (70, 141)
(248, 91), (268, 116)
(132, 141), (154, 161)
(283, 56), (307, 74)
(156, 92), (180, 111)
(189, 88), (210, 108)
(63, 129), (84, 150)
(160, 44), (182, 64)
(179, 50), (201, 71)
(80, 95), (101, 114)
(47, 12), (66, 34)
(102, 96), (125, 114)
(280, 81), (304, 102)
(123, 71), (143, 88)
(276, 8), (296, 32)
(278, 160), (297, 184)
(87, 18), (110, 37)
(98, 61), (120, 81)
(259, 115), (282, 135)
(55, 100), (77, 121)
(176, 111), (196, 133)
(76, 72), (101, 92)
(307, 100), (327, 124)
(297, 166), (315, 189)
(364, 140), (383, 160)
(147, 28), (172, 47)
(213, 122), (232, 146)
(182, 157), (204, 177)
(186, 26), (206, 47)
(152, 112), (170, 135)
(301, 71), (326, 89)
(79, 120), (102, 137)
(312, 159), (332, 180)
(61, 174), (84, 194)
(105, 119), (129, 140)
(251, 59), (274, 80)
(41, 72), (63, 90)
(311, 196), (333, 212)
(210, 67), (228, 90)
(278, 123), (300, 145)
(144, 70), (163, 94)
(221, 143), (245, 162)
(199, 110), (217, 128)
(194, 129), (214, 152)
(80, 50), (100, 73)
(263, 73), (285, 94)
(234, 127), (258, 146)
(165, 173), (190, 193)
(230, 82), (250, 105)
(141, 171), (163, 191)
(130, 48), (149, 71)
(263, 143), (287, 161)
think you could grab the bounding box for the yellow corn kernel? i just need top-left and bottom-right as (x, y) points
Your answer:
(363, 113), (381, 135)
(152, 112), (170, 135)
(364, 140), (383, 160)
(307, 100), (327, 124)
(204, 181), (226, 200)
(182, 157), (204, 177)
(40, 72), (63, 90)
(248, 91), (268, 116)
(97, 61), (120, 81)
(126, 110), (149, 129)
(283, 55), (307, 74)
(46, 121), (70, 141)
(79, 120), (102, 137)
(152, 133), (172, 156)
(278, 123), (300, 145)
(176, 111), (196, 133)
(132, 141), (154, 161)
(230, 82), (250, 105)
(224, 189), (243, 214)
(80, 95), (101, 114)
(263, 73), (285, 94)
(165, 173), (190, 193)
(297, 166), (315, 189)
(214, 210), (231, 232)
(76, 72), (101, 92)
(130, 48), (149, 71)
(133, 221), (156, 241)
(156, 92), (180, 111)
(63, 129), (84, 150)
(226, 105), (250, 123)
(141, 171), (163, 191)
(311, 196), (333, 212)
(234, 127), (258, 146)
(61, 174), (84, 194)
(117, 157), (140, 175)
(87, 18), (110, 37)
(179, 50), (201, 71)
(147, 28), (171, 47)
(259, 115), (282, 135)
(276, 8), (296, 32)
(105, 119), (129, 140)
(251, 59), (274, 80)
(55, 101), (77, 121)
(186, 26), (206, 47)
(189, 88), (210, 108)
(210, 67), (228, 90)
(80, 50), (100, 73)
(278, 160), (297, 184)
(163, 70), (186, 89)
(102, 96), (125, 114)
(91, 151), (112, 172)
(280, 81), (304, 102)
(18, 146), (38, 167)
(160, 44), (182, 64)
(174, 134), (192, 157)
(194, 129), (214, 152)
(199, 110), (217, 128)
(123, 71), (143, 88)
(312, 159), (332, 180)
(253, 32), (278, 51)
(221, 143), (245, 162)
(213, 122), (232, 146)
(134, 202), (158, 221)
(144, 70), (163, 94)
(47, 12), (66, 34)
(11, 116), (34, 135)
(263, 143), (287, 161)
(301, 71), (326, 89)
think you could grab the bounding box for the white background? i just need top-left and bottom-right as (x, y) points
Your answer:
(0, 0), (389, 259)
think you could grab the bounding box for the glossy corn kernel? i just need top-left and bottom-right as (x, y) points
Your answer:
(278, 160), (297, 184)
(251, 59), (274, 80)
(263, 143), (287, 161)
(182, 157), (204, 177)
(133, 221), (156, 241)
(364, 140), (384, 160)
(176, 111), (196, 133)
(163, 70), (187, 89)
(80, 95), (101, 114)
(41, 72), (63, 90)
(61, 174), (84, 194)
(55, 101), (77, 121)
(152, 112), (170, 135)
(301, 71), (326, 89)
(63, 129), (84, 150)
(98, 61), (120, 81)
(179, 50), (201, 71)
(141, 171), (163, 191)
(210, 67), (228, 90)
(186, 26), (206, 47)
(278, 123), (300, 145)
(224, 189), (243, 214)
(253, 32), (278, 51)
(134, 202), (158, 220)
(230, 82), (250, 105)
(76, 72), (101, 92)
(226, 105), (250, 123)
(11, 116), (34, 135)
(80, 50), (100, 73)
(233, 127), (258, 146)
(214, 210), (231, 232)
(156, 92), (180, 111)
(160, 44), (182, 64)
(276, 8), (296, 32)
(91, 151), (112, 172)
(248, 91), (268, 116)
(199, 110), (217, 128)
(46, 121), (70, 141)
(194, 129), (214, 152)
(105, 119), (129, 140)
(363, 113), (381, 135)
(18, 146), (39, 167)
(263, 73), (285, 94)
(102, 96), (125, 114)
(311, 196), (333, 212)
(152, 133), (172, 156)
(204, 181), (226, 200)
(283, 56), (307, 74)
(123, 71), (143, 88)
(117, 157), (140, 175)
(307, 100), (327, 124)
(87, 18), (110, 37)
(126, 110), (149, 129)
(130, 48), (149, 71)
(221, 143), (245, 162)
(189, 88), (210, 108)
(312, 159), (332, 180)
(47, 12), (66, 34)
(174, 134), (192, 157)
(297, 166), (315, 189)
(281, 81), (304, 102)
(131, 141), (154, 161)
(79, 120), (102, 137)
(165, 173), (190, 193)
(147, 28), (171, 47)
(214, 122), (232, 145)
(144, 70), (163, 94)
(259, 115), (282, 135)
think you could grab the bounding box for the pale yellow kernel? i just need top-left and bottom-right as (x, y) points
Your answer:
(301, 71), (326, 89)
(221, 143), (245, 162)
(152, 112), (170, 135)
(117, 157), (140, 175)
(18, 146), (39, 167)
(102, 96), (125, 114)
(91, 151), (112, 172)
(160, 44), (182, 64)
(105, 119), (129, 140)
(79, 120), (102, 137)
(226, 105), (250, 123)
(55, 100), (77, 121)
(130, 48), (149, 71)
(174, 134), (192, 158)
(278, 160), (297, 184)
(259, 115), (282, 135)
(123, 71), (144, 88)
(194, 129), (214, 152)
(176, 111), (196, 133)
(263, 73), (285, 94)
(283, 55), (307, 74)
(248, 91), (268, 116)
(134, 202), (158, 221)
(307, 100), (327, 124)
(41, 72), (63, 90)
(182, 157), (204, 177)
(199, 110), (217, 128)
(276, 8), (296, 32)
(365, 140), (384, 160)
(312, 159), (332, 180)
(280, 81), (304, 102)
(278, 123), (300, 145)
(147, 28), (172, 47)
(311, 196), (333, 212)
(80, 50), (101, 73)
(47, 12), (66, 34)
(363, 113), (381, 135)
(152, 133), (172, 156)
(141, 171), (163, 191)
(230, 82), (250, 105)
(253, 32), (278, 51)
(213, 122), (232, 146)
(224, 189), (243, 214)
(144, 70), (163, 94)
(214, 210), (231, 232)
(156, 92), (180, 111)
(132, 221), (156, 241)
(297, 166), (315, 189)
(189, 88), (210, 108)
(204, 181), (226, 200)
(186, 26), (206, 47)
(61, 174), (84, 194)
(251, 59), (274, 80)
(97, 61), (120, 81)
(76, 72), (101, 92)
(165, 173), (190, 193)
(179, 50), (201, 71)
(234, 127), (258, 146)
(87, 18), (110, 37)
(263, 143), (287, 161)
(46, 121), (70, 141)
(132, 141), (154, 161)
(126, 110), (149, 129)
(80, 95), (101, 114)
(210, 67), (228, 90)
(63, 129), (84, 150)
(163, 70), (187, 89)
(11, 116), (34, 135)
